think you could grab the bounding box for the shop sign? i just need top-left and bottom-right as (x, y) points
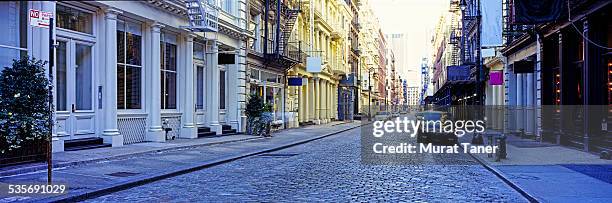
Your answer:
(288, 77), (303, 86)
(307, 57), (322, 72)
(446, 65), (471, 81)
(29, 9), (53, 29)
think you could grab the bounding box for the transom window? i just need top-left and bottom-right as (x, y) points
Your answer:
(56, 4), (93, 34)
(117, 19), (143, 109)
(195, 42), (206, 110)
(161, 32), (178, 109)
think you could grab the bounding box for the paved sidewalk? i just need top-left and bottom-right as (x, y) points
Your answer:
(461, 132), (612, 202)
(0, 121), (360, 202)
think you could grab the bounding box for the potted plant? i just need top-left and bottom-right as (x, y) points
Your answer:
(245, 93), (263, 135)
(260, 103), (274, 137)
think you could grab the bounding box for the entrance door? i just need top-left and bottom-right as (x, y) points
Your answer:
(55, 38), (96, 140)
(195, 63), (206, 126)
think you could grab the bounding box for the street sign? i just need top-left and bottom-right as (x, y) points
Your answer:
(29, 9), (53, 29)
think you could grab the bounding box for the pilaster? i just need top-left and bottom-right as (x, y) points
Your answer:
(206, 42), (222, 134)
(146, 22), (165, 142)
(102, 8), (124, 147)
(180, 33), (197, 139)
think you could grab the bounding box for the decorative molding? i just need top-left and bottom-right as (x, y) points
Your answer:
(104, 7), (123, 20)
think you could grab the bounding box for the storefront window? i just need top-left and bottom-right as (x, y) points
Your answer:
(161, 33), (177, 109)
(56, 41), (67, 111)
(196, 65), (205, 109)
(608, 59), (611, 104)
(56, 4), (93, 34)
(250, 69), (259, 80)
(220, 69), (226, 109)
(0, 1), (27, 69)
(274, 87), (283, 121)
(117, 20), (143, 109)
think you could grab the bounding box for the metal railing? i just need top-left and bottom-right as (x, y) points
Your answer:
(183, 0), (219, 32)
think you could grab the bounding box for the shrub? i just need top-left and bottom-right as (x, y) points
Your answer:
(0, 58), (52, 154)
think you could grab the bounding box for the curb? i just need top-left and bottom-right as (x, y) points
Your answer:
(41, 123), (363, 202)
(466, 151), (540, 203)
(0, 136), (264, 178)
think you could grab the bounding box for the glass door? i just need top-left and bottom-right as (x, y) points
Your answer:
(195, 63), (206, 126)
(55, 38), (96, 140)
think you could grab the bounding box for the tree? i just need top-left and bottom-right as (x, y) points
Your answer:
(0, 58), (52, 154)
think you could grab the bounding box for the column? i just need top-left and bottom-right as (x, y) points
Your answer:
(146, 22), (165, 142)
(327, 81), (332, 121)
(315, 77), (321, 124)
(332, 83), (337, 119)
(297, 75), (304, 124)
(238, 40), (248, 132)
(516, 73), (524, 132)
(227, 50), (239, 130)
(206, 42), (222, 134)
(180, 33), (197, 139)
(308, 78), (313, 121)
(320, 80), (326, 123)
(102, 8), (124, 146)
(526, 73), (534, 136)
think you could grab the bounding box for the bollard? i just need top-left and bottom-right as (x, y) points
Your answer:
(487, 134), (494, 158)
(472, 133), (484, 145)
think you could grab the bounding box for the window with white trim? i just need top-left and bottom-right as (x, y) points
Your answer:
(161, 32), (178, 109)
(0, 1), (27, 70)
(117, 19), (143, 109)
(56, 4), (93, 34)
(220, 0), (235, 15)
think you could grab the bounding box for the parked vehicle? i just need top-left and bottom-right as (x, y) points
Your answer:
(416, 111), (457, 145)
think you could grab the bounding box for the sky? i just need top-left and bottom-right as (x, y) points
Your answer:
(371, 0), (448, 85)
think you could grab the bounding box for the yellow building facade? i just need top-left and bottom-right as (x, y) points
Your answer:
(286, 0), (352, 125)
(357, 0), (382, 115)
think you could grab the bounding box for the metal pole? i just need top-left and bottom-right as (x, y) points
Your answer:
(47, 17), (55, 184)
(368, 68), (371, 119)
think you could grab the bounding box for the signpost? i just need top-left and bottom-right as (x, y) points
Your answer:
(31, 8), (55, 184)
(47, 17), (54, 184)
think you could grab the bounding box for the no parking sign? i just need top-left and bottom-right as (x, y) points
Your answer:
(29, 9), (53, 29)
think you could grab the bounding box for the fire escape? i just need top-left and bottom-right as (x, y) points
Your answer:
(183, 0), (219, 32)
(448, 0), (461, 66)
(264, 0), (304, 70)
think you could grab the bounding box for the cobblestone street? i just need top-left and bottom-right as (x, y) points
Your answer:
(89, 127), (527, 202)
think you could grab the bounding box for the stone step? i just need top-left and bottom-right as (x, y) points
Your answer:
(64, 137), (104, 149)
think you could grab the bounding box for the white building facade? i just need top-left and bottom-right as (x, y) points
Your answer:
(0, 0), (248, 152)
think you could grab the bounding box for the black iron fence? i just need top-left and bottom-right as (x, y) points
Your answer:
(1, 138), (48, 167)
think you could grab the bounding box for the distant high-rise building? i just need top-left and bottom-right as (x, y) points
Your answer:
(385, 33), (421, 86)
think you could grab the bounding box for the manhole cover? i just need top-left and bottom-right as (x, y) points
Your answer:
(106, 172), (140, 177)
(257, 153), (299, 158)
